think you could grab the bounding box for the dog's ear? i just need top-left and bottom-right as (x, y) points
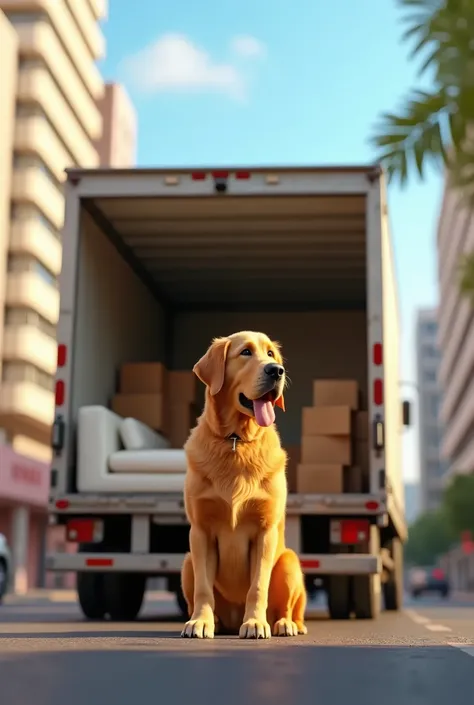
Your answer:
(275, 394), (285, 412)
(193, 337), (231, 396)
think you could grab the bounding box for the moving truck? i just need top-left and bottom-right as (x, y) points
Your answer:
(47, 165), (409, 621)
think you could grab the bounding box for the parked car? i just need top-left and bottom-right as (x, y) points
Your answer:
(409, 566), (450, 598)
(0, 533), (11, 603)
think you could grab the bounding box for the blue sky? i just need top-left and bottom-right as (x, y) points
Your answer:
(99, 0), (443, 483)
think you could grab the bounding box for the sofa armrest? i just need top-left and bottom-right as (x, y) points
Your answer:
(77, 406), (123, 493)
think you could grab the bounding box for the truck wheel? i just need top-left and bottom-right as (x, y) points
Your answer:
(103, 573), (146, 621)
(77, 572), (107, 620)
(383, 538), (403, 611)
(327, 576), (351, 619)
(352, 526), (381, 619)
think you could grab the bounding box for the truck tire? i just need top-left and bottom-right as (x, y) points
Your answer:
(103, 573), (146, 621)
(77, 572), (107, 620)
(327, 576), (351, 619)
(383, 538), (403, 611)
(352, 526), (381, 620)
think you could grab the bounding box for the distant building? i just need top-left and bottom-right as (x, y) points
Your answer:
(415, 309), (447, 512)
(95, 82), (137, 168)
(437, 176), (474, 481)
(404, 482), (420, 526)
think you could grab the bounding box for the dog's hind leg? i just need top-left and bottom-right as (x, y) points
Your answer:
(268, 549), (308, 636)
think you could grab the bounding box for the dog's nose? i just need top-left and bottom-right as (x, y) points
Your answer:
(264, 363), (285, 381)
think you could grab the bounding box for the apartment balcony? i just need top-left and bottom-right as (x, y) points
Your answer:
(12, 165), (64, 232)
(2, 324), (57, 376)
(65, 0), (105, 59)
(17, 67), (98, 167)
(5, 271), (60, 325)
(86, 0), (108, 21)
(14, 115), (74, 184)
(0, 380), (54, 442)
(9, 215), (62, 277)
(3, 0), (103, 97)
(14, 20), (102, 140)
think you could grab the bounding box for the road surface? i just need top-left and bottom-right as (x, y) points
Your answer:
(0, 591), (473, 705)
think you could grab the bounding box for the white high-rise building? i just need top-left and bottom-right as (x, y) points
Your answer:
(415, 308), (447, 512)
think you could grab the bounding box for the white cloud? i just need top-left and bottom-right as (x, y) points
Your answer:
(122, 33), (246, 100)
(231, 35), (267, 59)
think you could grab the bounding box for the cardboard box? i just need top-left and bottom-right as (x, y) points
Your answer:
(285, 445), (300, 494)
(297, 464), (344, 493)
(302, 405), (352, 436)
(301, 435), (351, 465)
(354, 411), (369, 440)
(120, 362), (167, 394)
(169, 371), (196, 403)
(112, 393), (166, 432)
(169, 402), (199, 448)
(313, 380), (359, 410)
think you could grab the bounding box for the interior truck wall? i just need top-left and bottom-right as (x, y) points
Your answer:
(71, 211), (167, 420)
(172, 310), (367, 446)
(381, 202), (404, 515)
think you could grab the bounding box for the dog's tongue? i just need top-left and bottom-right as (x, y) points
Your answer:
(253, 393), (275, 427)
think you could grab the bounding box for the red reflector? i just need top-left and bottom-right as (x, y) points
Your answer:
(67, 519), (96, 543)
(191, 172), (206, 180)
(300, 559), (320, 569)
(86, 558), (113, 568)
(365, 500), (379, 511)
(57, 344), (67, 367)
(340, 519), (370, 544)
(373, 379), (383, 405)
(235, 171), (250, 179)
(432, 568), (444, 580)
(373, 343), (383, 366)
(212, 170), (229, 179)
(55, 499), (70, 510)
(55, 380), (65, 406)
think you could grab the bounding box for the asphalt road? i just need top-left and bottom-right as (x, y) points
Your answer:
(0, 591), (473, 705)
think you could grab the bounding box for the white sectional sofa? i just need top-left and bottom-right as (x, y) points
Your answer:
(77, 406), (188, 493)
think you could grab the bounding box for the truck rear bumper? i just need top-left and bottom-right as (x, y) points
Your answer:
(46, 552), (380, 576)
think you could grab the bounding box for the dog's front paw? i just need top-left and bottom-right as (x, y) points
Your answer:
(273, 618), (299, 637)
(239, 618), (271, 640)
(181, 618), (215, 639)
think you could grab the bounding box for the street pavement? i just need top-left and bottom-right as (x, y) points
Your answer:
(0, 590), (473, 705)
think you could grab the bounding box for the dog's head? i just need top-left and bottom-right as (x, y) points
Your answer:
(193, 331), (286, 428)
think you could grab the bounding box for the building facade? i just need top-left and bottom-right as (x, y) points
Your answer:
(416, 308), (446, 512)
(0, 1), (137, 591)
(437, 177), (474, 479)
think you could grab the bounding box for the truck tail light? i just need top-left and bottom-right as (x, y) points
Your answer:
(66, 519), (104, 543)
(330, 519), (370, 545)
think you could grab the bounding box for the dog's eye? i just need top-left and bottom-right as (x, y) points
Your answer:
(240, 348), (252, 356)
(267, 350), (274, 358)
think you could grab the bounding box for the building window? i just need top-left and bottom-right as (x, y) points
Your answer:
(2, 362), (54, 392)
(4, 307), (57, 339)
(423, 368), (437, 383)
(11, 204), (61, 242)
(13, 155), (63, 192)
(422, 321), (437, 336)
(7, 255), (58, 289)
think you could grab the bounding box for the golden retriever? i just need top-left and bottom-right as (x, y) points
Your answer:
(180, 330), (307, 639)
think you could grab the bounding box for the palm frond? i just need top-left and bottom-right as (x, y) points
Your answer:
(371, 88), (451, 184)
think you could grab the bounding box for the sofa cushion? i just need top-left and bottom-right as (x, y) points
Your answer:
(108, 448), (187, 474)
(119, 417), (171, 451)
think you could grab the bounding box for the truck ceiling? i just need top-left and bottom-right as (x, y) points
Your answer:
(74, 167), (370, 311)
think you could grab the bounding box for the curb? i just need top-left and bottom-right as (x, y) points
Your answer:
(3, 589), (175, 605)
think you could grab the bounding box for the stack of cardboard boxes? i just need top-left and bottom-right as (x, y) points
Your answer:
(297, 380), (369, 494)
(111, 362), (199, 448)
